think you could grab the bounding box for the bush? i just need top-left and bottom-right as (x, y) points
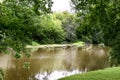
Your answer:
(0, 69), (4, 80)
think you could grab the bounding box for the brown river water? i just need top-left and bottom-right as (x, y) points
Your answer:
(0, 44), (110, 80)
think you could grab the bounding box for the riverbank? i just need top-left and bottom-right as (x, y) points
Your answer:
(26, 41), (85, 49)
(59, 67), (120, 80)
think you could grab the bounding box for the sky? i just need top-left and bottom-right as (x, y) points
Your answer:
(51, 0), (71, 12)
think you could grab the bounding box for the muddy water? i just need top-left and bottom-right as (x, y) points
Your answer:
(0, 45), (110, 80)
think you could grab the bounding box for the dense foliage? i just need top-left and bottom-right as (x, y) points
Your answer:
(32, 15), (65, 44)
(0, 0), (75, 56)
(0, 0), (35, 53)
(55, 12), (78, 42)
(71, 0), (120, 65)
(0, 0), (53, 55)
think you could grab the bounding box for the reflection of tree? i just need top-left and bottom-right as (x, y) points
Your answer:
(5, 58), (33, 80)
(4, 46), (109, 79)
(76, 45), (109, 72)
(4, 48), (66, 80)
(62, 47), (77, 71)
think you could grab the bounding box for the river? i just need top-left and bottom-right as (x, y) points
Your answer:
(0, 44), (110, 80)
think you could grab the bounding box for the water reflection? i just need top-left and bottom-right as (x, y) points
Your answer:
(0, 44), (110, 80)
(76, 45), (109, 72)
(35, 70), (81, 80)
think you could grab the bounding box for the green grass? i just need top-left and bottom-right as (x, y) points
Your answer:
(59, 67), (120, 80)
(31, 41), (40, 46)
(73, 41), (85, 47)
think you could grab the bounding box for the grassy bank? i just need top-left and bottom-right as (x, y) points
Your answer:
(26, 41), (85, 48)
(59, 67), (120, 80)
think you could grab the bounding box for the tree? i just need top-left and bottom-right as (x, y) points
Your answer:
(2, 0), (53, 15)
(71, 0), (120, 65)
(0, 0), (53, 57)
(32, 14), (65, 44)
(55, 11), (78, 42)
